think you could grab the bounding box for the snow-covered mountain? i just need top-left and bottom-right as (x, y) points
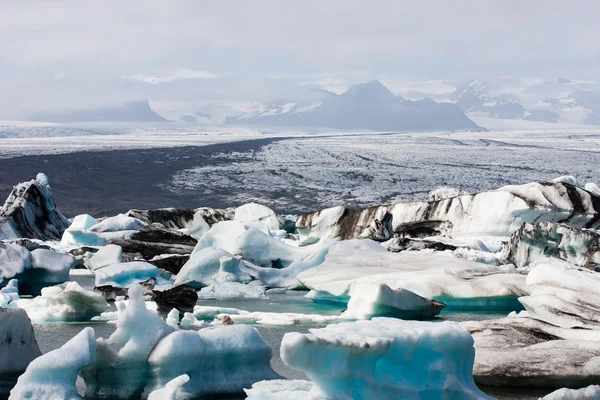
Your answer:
(451, 80), (559, 122)
(542, 89), (600, 125)
(226, 80), (481, 131)
(28, 101), (168, 123)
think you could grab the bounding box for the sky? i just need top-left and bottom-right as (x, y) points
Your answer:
(1, 1), (599, 117)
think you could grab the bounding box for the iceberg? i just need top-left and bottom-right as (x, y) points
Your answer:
(296, 181), (600, 243)
(1, 242), (73, 295)
(194, 220), (319, 268)
(0, 173), (70, 241)
(518, 258), (600, 329)
(60, 214), (106, 247)
(87, 244), (123, 271)
(280, 318), (493, 399)
(89, 214), (145, 233)
(83, 285), (175, 399)
(16, 281), (109, 322)
(147, 374), (189, 400)
(94, 261), (163, 288)
(297, 240), (527, 311)
(0, 279), (19, 307)
(542, 385), (600, 399)
(9, 327), (96, 400)
(0, 309), (41, 394)
(462, 315), (600, 388)
(244, 380), (314, 400)
(110, 224), (197, 259)
(197, 281), (266, 300)
(173, 248), (253, 288)
(144, 325), (279, 398)
(234, 203), (282, 231)
(342, 282), (446, 320)
(504, 221), (600, 269)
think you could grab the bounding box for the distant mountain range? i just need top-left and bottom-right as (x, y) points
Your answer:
(28, 101), (168, 123)
(226, 80), (481, 131)
(15, 74), (600, 129)
(450, 81), (559, 122)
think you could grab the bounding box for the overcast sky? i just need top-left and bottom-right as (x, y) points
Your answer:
(1, 1), (599, 116)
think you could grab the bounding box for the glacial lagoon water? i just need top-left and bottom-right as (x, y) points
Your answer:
(28, 277), (552, 399)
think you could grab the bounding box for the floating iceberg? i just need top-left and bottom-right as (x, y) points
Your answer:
(9, 327), (96, 400)
(0, 279), (19, 307)
(298, 240), (527, 311)
(94, 261), (163, 288)
(462, 315), (600, 388)
(87, 244), (123, 271)
(83, 285), (174, 399)
(194, 220), (319, 268)
(144, 325), (279, 398)
(60, 214), (106, 247)
(174, 248), (254, 288)
(0, 173), (70, 241)
(542, 385), (600, 399)
(89, 214), (145, 233)
(16, 281), (109, 322)
(197, 280), (266, 300)
(342, 282), (446, 320)
(0, 309), (41, 395)
(1, 242), (73, 295)
(244, 380), (313, 400)
(147, 374), (189, 400)
(504, 222), (600, 269)
(234, 203), (282, 231)
(518, 258), (600, 329)
(281, 318), (493, 399)
(296, 181), (600, 243)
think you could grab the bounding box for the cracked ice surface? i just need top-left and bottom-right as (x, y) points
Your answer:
(167, 130), (600, 213)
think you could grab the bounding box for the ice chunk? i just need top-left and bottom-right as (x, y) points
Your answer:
(551, 175), (578, 186)
(296, 181), (600, 242)
(505, 222), (600, 269)
(585, 182), (600, 196)
(89, 214), (145, 233)
(195, 220), (318, 268)
(235, 203), (281, 231)
(0, 309), (41, 377)
(94, 261), (162, 288)
(298, 240), (527, 311)
(462, 316), (600, 388)
(428, 186), (462, 201)
(197, 281), (266, 300)
(542, 385), (600, 399)
(0, 174), (70, 241)
(83, 285), (174, 399)
(29, 248), (73, 282)
(147, 374), (189, 400)
(88, 244), (123, 271)
(174, 248), (244, 288)
(192, 305), (250, 320)
(342, 282), (446, 320)
(16, 281), (109, 322)
(61, 214), (106, 247)
(0, 242), (31, 283)
(145, 325), (279, 397)
(0, 279), (19, 307)
(9, 327), (96, 400)
(244, 380), (313, 400)
(518, 258), (600, 329)
(281, 318), (493, 399)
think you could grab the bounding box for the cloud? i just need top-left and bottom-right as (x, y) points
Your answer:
(0, 0), (598, 116)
